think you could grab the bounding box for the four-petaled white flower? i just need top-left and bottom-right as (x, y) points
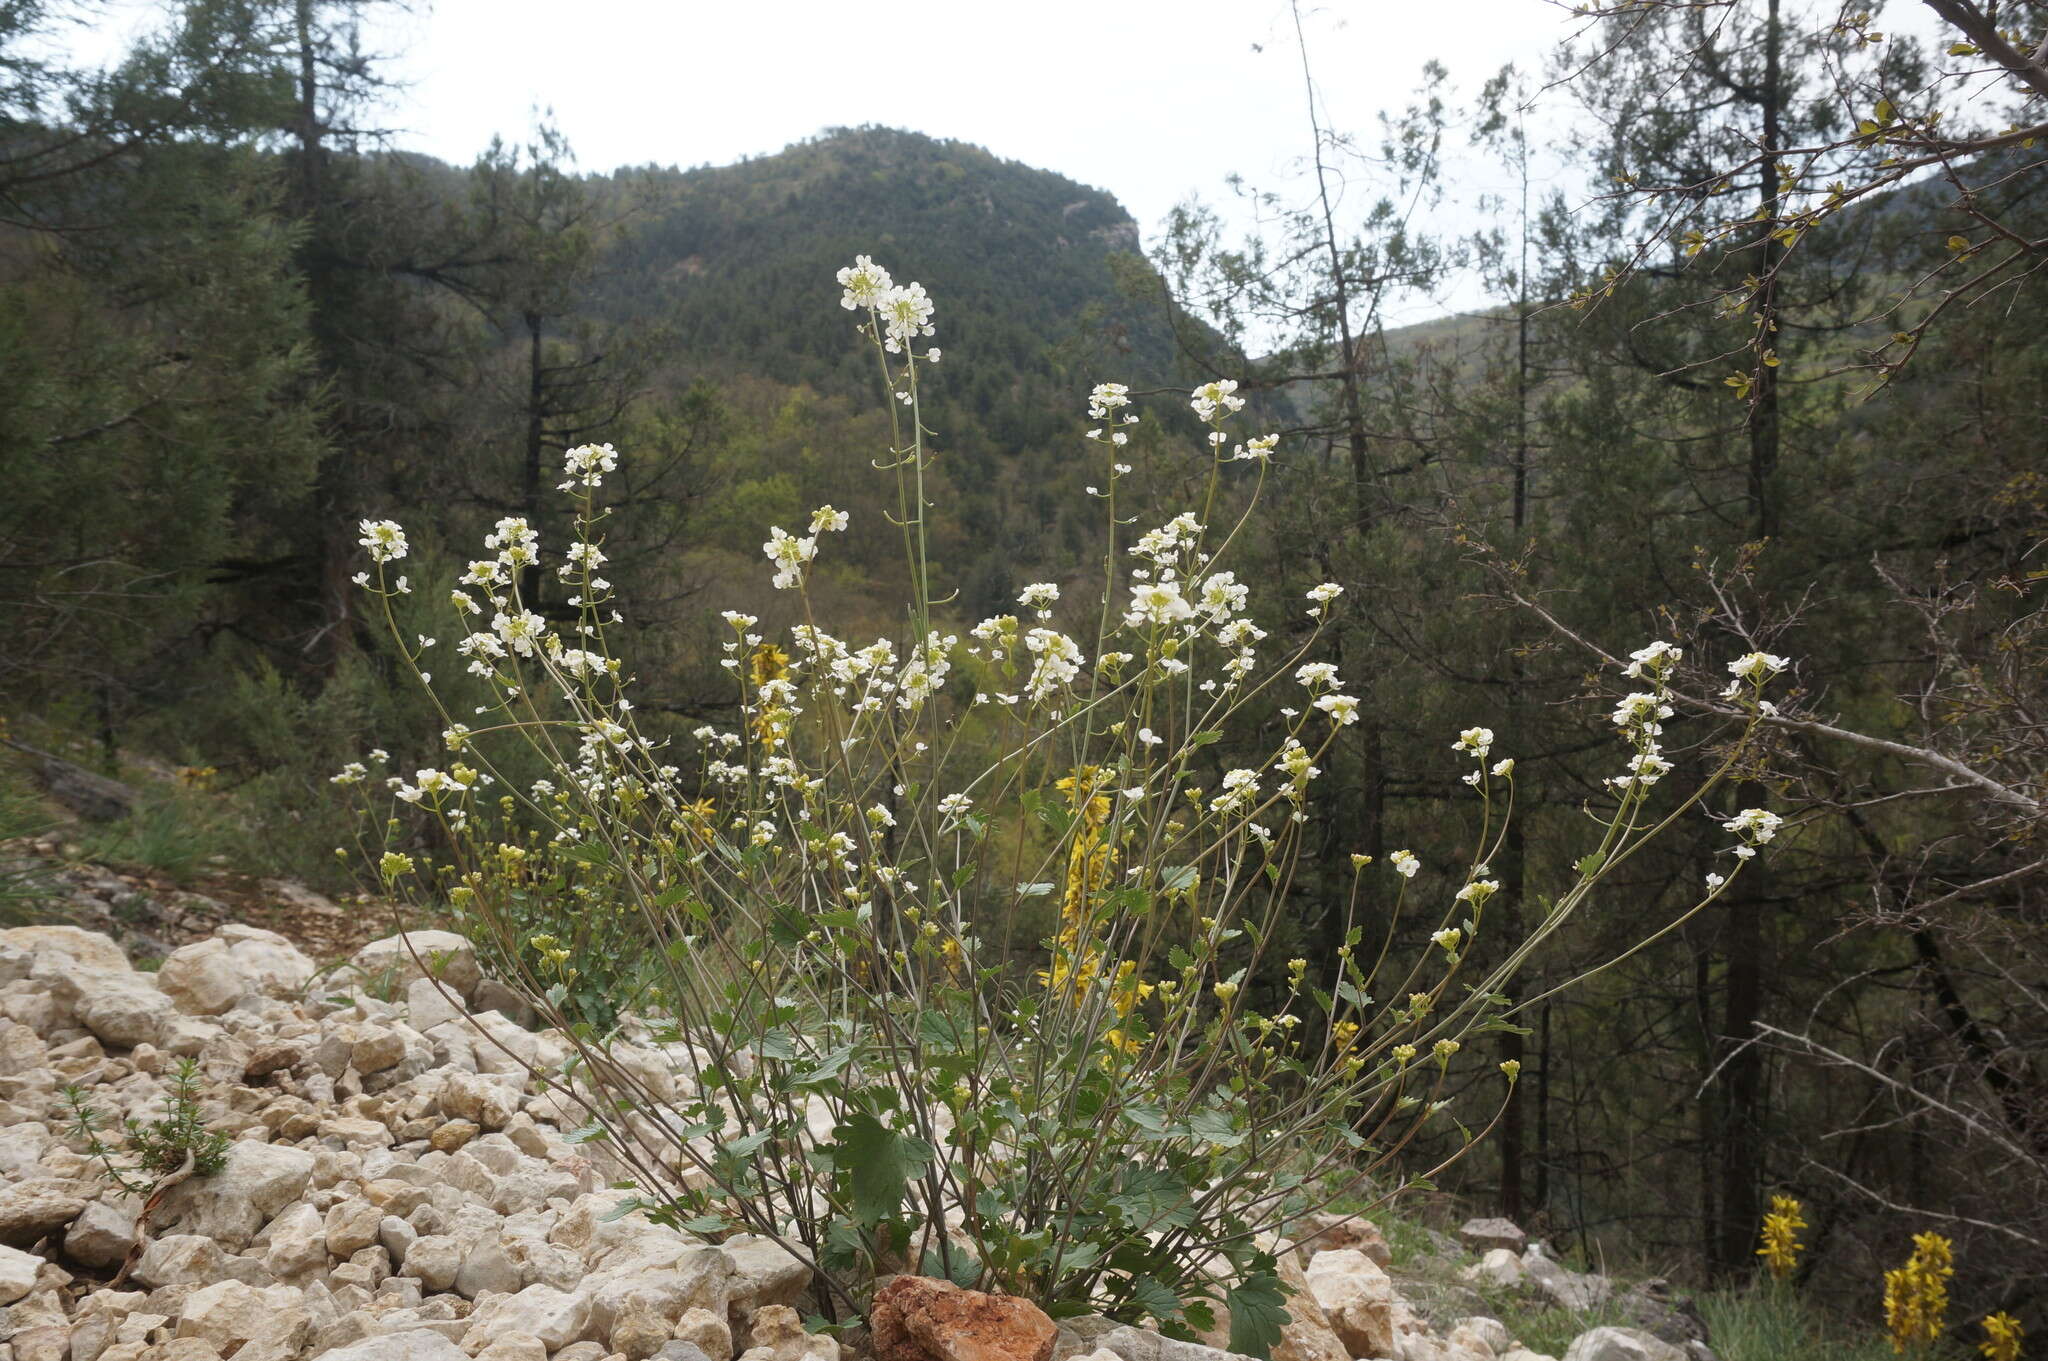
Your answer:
(1622, 639), (1683, 678)
(1723, 807), (1784, 844)
(1390, 849), (1420, 878)
(763, 527), (818, 590)
(1017, 582), (1060, 614)
(1295, 661), (1340, 689)
(560, 442), (618, 490)
(810, 505), (850, 534)
(878, 282), (935, 352)
(1088, 383), (1131, 420)
(358, 519), (408, 563)
(837, 254), (893, 311)
(1453, 726), (1494, 759)
(1190, 378), (1246, 421)
(1315, 693), (1360, 725)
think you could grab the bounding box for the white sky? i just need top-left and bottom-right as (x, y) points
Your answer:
(65, 0), (1599, 323)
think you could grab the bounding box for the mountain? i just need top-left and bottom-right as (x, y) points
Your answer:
(602, 126), (1191, 455)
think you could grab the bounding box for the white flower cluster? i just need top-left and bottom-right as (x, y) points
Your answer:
(358, 520), (407, 564)
(1190, 378), (1246, 422)
(1723, 807), (1785, 860)
(559, 442), (618, 491)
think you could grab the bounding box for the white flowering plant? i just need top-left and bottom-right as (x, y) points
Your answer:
(335, 259), (1791, 1348)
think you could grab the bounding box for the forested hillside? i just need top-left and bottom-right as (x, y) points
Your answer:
(3, 0), (2045, 1347)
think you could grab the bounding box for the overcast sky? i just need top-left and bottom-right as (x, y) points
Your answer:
(67, 0), (1600, 323)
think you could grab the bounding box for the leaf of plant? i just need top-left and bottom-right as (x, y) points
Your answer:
(1128, 1275), (1183, 1321)
(1225, 1270), (1292, 1361)
(834, 1111), (934, 1227)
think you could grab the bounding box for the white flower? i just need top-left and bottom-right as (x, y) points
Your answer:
(1456, 878), (1501, 904)
(1190, 378), (1246, 421)
(1023, 628), (1084, 701)
(720, 611), (758, 630)
(763, 527), (817, 590)
(492, 609), (547, 657)
(358, 519), (408, 563)
(1017, 582), (1061, 614)
(1727, 650), (1789, 681)
(1491, 757), (1516, 778)
(1453, 726), (1494, 759)
(1195, 571), (1247, 621)
(1234, 434), (1278, 462)
(561, 442), (618, 489)
(1622, 639), (1683, 678)
(1390, 849), (1420, 878)
(1295, 662), (1340, 689)
(329, 762), (368, 786)
(1125, 580), (1194, 627)
(866, 803), (896, 829)
(810, 505), (850, 534)
(938, 793), (974, 817)
(1306, 582), (1344, 604)
(1088, 383), (1132, 420)
(1705, 872), (1726, 889)
(1432, 927), (1462, 952)
(836, 254), (892, 310)
(1723, 807), (1784, 844)
(1314, 693), (1360, 726)
(878, 282), (935, 351)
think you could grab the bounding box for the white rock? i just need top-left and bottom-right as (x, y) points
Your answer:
(216, 925), (318, 998)
(407, 976), (468, 1032)
(63, 1197), (140, 1270)
(676, 1307), (733, 1361)
(156, 938), (249, 1015)
(1524, 1249), (1610, 1312)
(1562, 1329), (1687, 1361)
(462, 1284), (595, 1351)
(401, 1234), (464, 1292)
(0, 1241), (41, 1303)
(351, 932), (483, 1002)
(1305, 1249), (1396, 1361)
(261, 1201), (329, 1280)
(320, 1329), (473, 1361)
(326, 1197), (384, 1256)
(156, 1140), (315, 1250)
(720, 1234), (808, 1313)
(1453, 1319), (1511, 1355)
(132, 1234), (227, 1288)
(1461, 1248), (1525, 1288)
(0, 1123), (52, 1178)
(455, 1236), (524, 1298)
(75, 981), (176, 1049)
(1459, 1218), (1528, 1254)
(439, 1070), (523, 1131)
(473, 1334), (550, 1361)
(176, 1280), (309, 1351)
(0, 925), (132, 973)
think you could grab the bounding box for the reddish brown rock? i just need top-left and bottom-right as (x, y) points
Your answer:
(870, 1276), (1055, 1361)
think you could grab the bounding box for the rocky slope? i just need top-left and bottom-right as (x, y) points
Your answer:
(0, 918), (1716, 1361)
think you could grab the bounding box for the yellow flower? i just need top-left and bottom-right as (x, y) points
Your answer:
(749, 643), (790, 687)
(1332, 1020), (1360, 1051)
(1884, 1232), (1954, 1352)
(1757, 1195), (1806, 1280)
(1980, 1312), (2024, 1361)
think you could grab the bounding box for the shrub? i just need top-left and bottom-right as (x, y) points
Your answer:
(337, 257), (1789, 1343)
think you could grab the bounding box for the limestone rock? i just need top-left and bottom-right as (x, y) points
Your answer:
(351, 931), (483, 1002)
(174, 1280), (309, 1354)
(721, 1234), (811, 1313)
(318, 1330), (473, 1361)
(1304, 1249), (1396, 1361)
(462, 1283), (596, 1351)
(1292, 1213), (1393, 1268)
(1562, 1329), (1687, 1361)
(0, 1241), (42, 1304)
(737, 1305), (838, 1361)
(63, 1198), (140, 1270)
(1523, 1249), (1610, 1313)
(0, 1179), (89, 1245)
(215, 925), (317, 998)
(474, 1334), (551, 1361)
(260, 1201), (328, 1280)
(612, 1309), (674, 1361)
(1458, 1219), (1528, 1255)
(870, 1277), (1053, 1361)
(154, 1140), (314, 1250)
(131, 1234), (227, 1288)
(401, 1234), (463, 1292)
(156, 938), (249, 1015)
(1449, 1318), (1511, 1358)
(675, 1306), (733, 1361)
(75, 982), (175, 1049)
(1461, 1249), (1524, 1289)
(0, 925), (132, 973)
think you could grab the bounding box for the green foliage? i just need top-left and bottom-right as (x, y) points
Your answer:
(64, 1058), (231, 1197)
